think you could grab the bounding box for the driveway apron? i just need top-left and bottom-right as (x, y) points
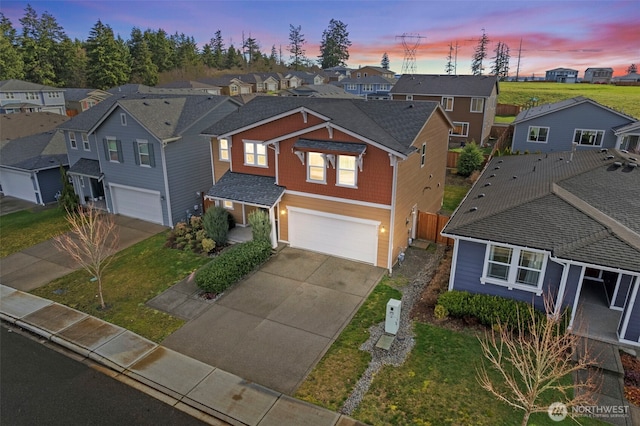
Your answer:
(162, 247), (384, 395)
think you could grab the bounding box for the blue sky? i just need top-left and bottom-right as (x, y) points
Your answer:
(2, 0), (638, 76)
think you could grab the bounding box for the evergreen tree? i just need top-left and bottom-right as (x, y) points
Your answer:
(243, 35), (260, 70)
(19, 5), (66, 85)
(225, 44), (242, 69)
(491, 41), (510, 79)
(381, 52), (390, 70)
(471, 29), (489, 75)
(85, 20), (131, 90)
(270, 44), (278, 66)
(201, 42), (214, 68)
(445, 42), (455, 75)
(171, 32), (200, 69)
(288, 24), (306, 71)
(0, 13), (24, 79)
(628, 64), (637, 74)
(143, 29), (174, 72)
(128, 27), (158, 85)
(211, 30), (225, 69)
(318, 19), (351, 68)
(57, 165), (79, 213)
(54, 37), (87, 87)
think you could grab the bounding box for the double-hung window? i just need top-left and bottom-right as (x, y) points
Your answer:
(420, 143), (426, 167)
(136, 140), (151, 166)
(69, 132), (77, 149)
(441, 97), (454, 111)
(573, 129), (604, 146)
(82, 133), (90, 151)
(527, 126), (549, 143)
(337, 155), (357, 187)
(362, 84), (373, 92)
(307, 152), (326, 183)
(243, 140), (267, 167)
(451, 122), (469, 137)
(105, 137), (122, 163)
(470, 97), (484, 113)
(482, 244), (546, 293)
(219, 138), (230, 162)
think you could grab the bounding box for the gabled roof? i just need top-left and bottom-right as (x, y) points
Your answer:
(284, 84), (358, 98)
(390, 74), (499, 97)
(202, 96), (445, 156)
(0, 79), (62, 92)
(334, 75), (396, 85)
(585, 67), (613, 72)
(198, 76), (252, 87)
(1, 112), (69, 141)
(546, 67), (578, 72)
(513, 96), (637, 123)
(156, 80), (221, 90)
(0, 130), (68, 170)
(442, 150), (640, 272)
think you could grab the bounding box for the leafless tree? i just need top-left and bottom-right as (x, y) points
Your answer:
(477, 295), (600, 426)
(54, 205), (119, 309)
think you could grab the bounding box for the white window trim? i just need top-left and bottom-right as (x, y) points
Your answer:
(481, 243), (548, 295)
(336, 154), (357, 188)
(222, 200), (234, 210)
(573, 128), (605, 147)
(420, 143), (426, 167)
(307, 152), (326, 184)
(69, 131), (77, 149)
(219, 138), (230, 162)
(243, 140), (267, 168)
(527, 126), (550, 143)
(406, 95), (413, 101)
(441, 96), (454, 111)
(106, 137), (119, 163)
(470, 97), (484, 113)
(137, 140), (151, 167)
(120, 113), (127, 126)
(451, 122), (469, 137)
(82, 133), (90, 151)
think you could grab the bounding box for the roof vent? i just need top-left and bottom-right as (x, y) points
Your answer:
(628, 162), (638, 169)
(484, 182), (491, 187)
(630, 157), (637, 162)
(613, 161), (622, 167)
(606, 155), (615, 160)
(600, 148), (608, 153)
(164, 100), (170, 104)
(143, 101), (149, 106)
(494, 166), (500, 170)
(538, 158), (542, 161)
(559, 157), (564, 161)
(490, 173), (496, 177)
(469, 207), (478, 212)
(165, 121), (171, 126)
(512, 176), (518, 179)
(478, 193), (485, 198)
(498, 160), (503, 163)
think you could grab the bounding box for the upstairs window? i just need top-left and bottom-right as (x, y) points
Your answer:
(243, 140), (267, 167)
(219, 138), (230, 162)
(420, 143), (426, 167)
(471, 97), (484, 113)
(337, 155), (357, 187)
(104, 137), (123, 163)
(26, 92), (38, 100)
(134, 140), (154, 167)
(82, 133), (90, 151)
(573, 129), (604, 146)
(120, 113), (127, 126)
(307, 152), (326, 183)
(69, 132), (77, 149)
(362, 84), (373, 92)
(527, 126), (549, 143)
(441, 97), (454, 111)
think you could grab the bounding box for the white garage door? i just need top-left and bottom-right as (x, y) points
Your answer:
(110, 184), (163, 225)
(288, 207), (379, 265)
(0, 169), (37, 203)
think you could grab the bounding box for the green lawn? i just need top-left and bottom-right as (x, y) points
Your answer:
(31, 233), (211, 342)
(442, 184), (471, 214)
(0, 207), (69, 257)
(499, 82), (640, 119)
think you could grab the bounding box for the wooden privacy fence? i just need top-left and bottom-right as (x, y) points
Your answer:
(416, 211), (453, 246)
(447, 151), (491, 169)
(496, 103), (522, 116)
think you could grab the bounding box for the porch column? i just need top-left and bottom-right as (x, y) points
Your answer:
(269, 206), (277, 249)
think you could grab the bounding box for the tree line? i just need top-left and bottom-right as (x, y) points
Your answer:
(0, 5), (352, 89)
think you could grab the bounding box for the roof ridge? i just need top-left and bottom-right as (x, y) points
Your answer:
(553, 228), (611, 256)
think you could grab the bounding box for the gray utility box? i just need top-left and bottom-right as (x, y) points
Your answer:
(385, 298), (401, 335)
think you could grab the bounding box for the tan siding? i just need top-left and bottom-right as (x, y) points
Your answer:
(211, 137), (230, 183)
(278, 193), (391, 268)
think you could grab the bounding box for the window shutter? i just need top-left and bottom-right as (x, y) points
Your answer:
(133, 142), (140, 165)
(103, 138), (109, 159)
(148, 144), (155, 167)
(116, 139), (123, 163)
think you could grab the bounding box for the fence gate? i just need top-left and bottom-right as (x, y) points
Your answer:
(416, 211), (453, 245)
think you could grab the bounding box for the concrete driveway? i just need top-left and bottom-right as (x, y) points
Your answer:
(0, 214), (166, 292)
(162, 247), (385, 395)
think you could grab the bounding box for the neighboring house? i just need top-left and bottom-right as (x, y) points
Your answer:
(322, 66), (352, 82)
(511, 97), (637, 153)
(614, 121), (640, 153)
(155, 80), (222, 95)
(202, 96), (453, 270)
(64, 88), (112, 116)
(332, 75), (396, 100)
(390, 74), (499, 145)
(0, 112), (69, 141)
(0, 130), (68, 204)
(57, 93), (240, 226)
(352, 66), (396, 80)
(282, 84), (358, 98)
(442, 150), (640, 347)
(584, 67), (614, 84)
(285, 71), (325, 86)
(545, 68), (578, 83)
(613, 73), (640, 83)
(0, 79), (66, 115)
(198, 76), (253, 96)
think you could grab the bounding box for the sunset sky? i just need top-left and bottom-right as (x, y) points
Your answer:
(2, 0), (638, 78)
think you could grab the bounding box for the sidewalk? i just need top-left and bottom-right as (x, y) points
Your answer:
(0, 284), (366, 426)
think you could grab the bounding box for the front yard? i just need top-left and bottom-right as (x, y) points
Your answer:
(0, 207), (68, 257)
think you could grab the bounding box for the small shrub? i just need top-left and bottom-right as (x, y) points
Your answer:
(201, 238), (215, 253)
(434, 304), (448, 320)
(456, 142), (485, 177)
(248, 209), (271, 244)
(195, 240), (272, 293)
(203, 206), (230, 245)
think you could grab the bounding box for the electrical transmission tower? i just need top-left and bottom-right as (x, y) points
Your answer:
(396, 33), (425, 75)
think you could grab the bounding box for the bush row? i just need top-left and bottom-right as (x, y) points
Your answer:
(437, 290), (568, 332)
(195, 240), (272, 294)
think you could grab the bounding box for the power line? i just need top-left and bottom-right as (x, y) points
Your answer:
(396, 33), (426, 75)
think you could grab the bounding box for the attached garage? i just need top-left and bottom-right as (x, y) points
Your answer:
(110, 183), (164, 225)
(0, 168), (38, 203)
(288, 206), (379, 264)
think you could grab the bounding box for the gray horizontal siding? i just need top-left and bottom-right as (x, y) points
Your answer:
(512, 102), (632, 153)
(37, 167), (63, 204)
(65, 130), (99, 165)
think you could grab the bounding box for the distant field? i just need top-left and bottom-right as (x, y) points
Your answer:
(498, 82), (640, 119)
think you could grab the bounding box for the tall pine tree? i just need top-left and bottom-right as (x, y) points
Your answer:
(85, 20), (131, 90)
(471, 29), (489, 76)
(19, 5), (66, 85)
(381, 52), (390, 70)
(288, 25), (306, 71)
(128, 27), (158, 85)
(0, 13), (24, 80)
(318, 19), (351, 68)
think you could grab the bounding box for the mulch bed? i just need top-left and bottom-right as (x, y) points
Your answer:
(621, 352), (640, 406)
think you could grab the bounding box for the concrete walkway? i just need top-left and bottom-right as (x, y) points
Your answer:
(0, 214), (166, 292)
(0, 284), (365, 426)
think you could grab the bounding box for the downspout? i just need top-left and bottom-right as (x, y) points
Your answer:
(550, 257), (570, 318)
(160, 143), (173, 226)
(447, 238), (459, 291)
(387, 154), (398, 274)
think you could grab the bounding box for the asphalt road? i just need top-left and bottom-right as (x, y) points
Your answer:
(0, 324), (206, 426)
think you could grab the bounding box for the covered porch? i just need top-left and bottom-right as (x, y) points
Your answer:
(67, 158), (106, 210)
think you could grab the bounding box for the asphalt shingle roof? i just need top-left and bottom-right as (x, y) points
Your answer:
(206, 172), (285, 207)
(443, 150), (640, 272)
(390, 74), (498, 97)
(0, 79), (61, 92)
(68, 158), (101, 178)
(202, 96), (440, 156)
(0, 130), (67, 170)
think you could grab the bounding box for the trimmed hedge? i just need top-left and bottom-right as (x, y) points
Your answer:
(195, 240), (272, 294)
(437, 290), (569, 332)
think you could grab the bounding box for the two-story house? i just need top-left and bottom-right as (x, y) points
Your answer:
(58, 93), (240, 226)
(511, 97), (637, 153)
(202, 97), (452, 271)
(545, 68), (578, 83)
(584, 68), (614, 84)
(390, 74), (499, 146)
(198, 76), (253, 96)
(64, 88), (112, 117)
(352, 66), (396, 80)
(0, 79), (66, 115)
(442, 150), (640, 347)
(332, 75), (396, 100)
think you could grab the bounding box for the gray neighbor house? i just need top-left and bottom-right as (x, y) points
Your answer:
(58, 93), (240, 226)
(442, 149), (640, 347)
